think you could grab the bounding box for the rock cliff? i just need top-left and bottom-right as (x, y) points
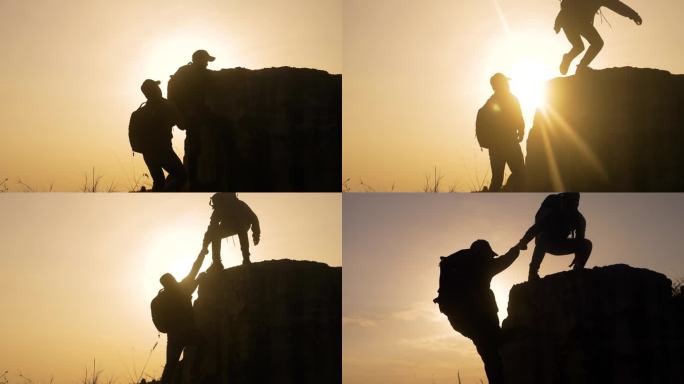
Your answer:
(524, 67), (684, 191)
(168, 66), (341, 192)
(500, 264), (684, 383)
(186, 259), (341, 384)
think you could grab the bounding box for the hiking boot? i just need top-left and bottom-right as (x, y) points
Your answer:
(242, 258), (251, 266)
(528, 270), (540, 282)
(559, 53), (573, 75)
(575, 65), (594, 75)
(209, 260), (224, 273)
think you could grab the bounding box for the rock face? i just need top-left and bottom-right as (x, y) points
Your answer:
(168, 66), (341, 192)
(524, 67), (684, 191)
(189, 259), (341, 384)
(501, 264), (684, 384)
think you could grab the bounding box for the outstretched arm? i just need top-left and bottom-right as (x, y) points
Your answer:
(519, 223), (539, 249)
(184, 251), (206, 282)
(604, 0), (642, 24)
(489, 246), (521, 276)
(249, 207), (261, 245)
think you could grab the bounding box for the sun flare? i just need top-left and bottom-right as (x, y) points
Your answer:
(509, 59), (552, 112)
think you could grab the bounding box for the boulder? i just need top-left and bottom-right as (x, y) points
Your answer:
(168, 66), (341, 192)
(186, 259), (341, 384)
(501, 264), (684, 383)
(524, 67), (684, 191)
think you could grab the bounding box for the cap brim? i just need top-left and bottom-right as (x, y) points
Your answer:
(207, 56), (216, 62)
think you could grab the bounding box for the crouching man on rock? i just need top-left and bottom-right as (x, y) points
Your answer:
(519, 192), (592, 281)
(434, 240), (522, 384)
(152, 251), (207, 383)
(201, 192), (261, 269)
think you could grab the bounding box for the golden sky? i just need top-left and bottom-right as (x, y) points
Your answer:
(0, 193), (341, 382)
(0, 0), (342, 191)
(343, 193), (684, 383)
(343, 0), (684, 191)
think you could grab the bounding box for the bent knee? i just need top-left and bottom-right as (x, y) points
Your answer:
(591, 38), (604, 50)
(571, 42), (585, 53)
(582, 239), (593, 252)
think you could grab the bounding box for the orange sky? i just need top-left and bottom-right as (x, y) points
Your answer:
(343, 193), (684, 383)
(0, 193), (341, 382)
(0, 0), (342, 191)
(343, 0), (684, 191)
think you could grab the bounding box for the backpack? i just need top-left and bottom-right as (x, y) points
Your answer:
(150, 289), (174, 333)
(434, 249), (475, 304)
(535, 194), (562, 224)
(128, 102), (154, 154)
(535, 193), (577, 238)
(475, 101), (498, 149)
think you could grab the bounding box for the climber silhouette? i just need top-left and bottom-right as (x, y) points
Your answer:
(136, 79), (187, 191)
(154, 251), (207, 384)
(168, 49), (216, 190)
(476, 73), (525, 192)
(555, 0), (642, 75)
(434, 240), (522, 384)
(519, 192), (593, 281)
(201, 192), (261, 269)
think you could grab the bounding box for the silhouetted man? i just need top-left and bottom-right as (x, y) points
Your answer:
(201, 193), (260, 268)
(519, 192), (593, 281)
(157, 251), (206, 384)
(174, 49), (215, 190)
(479, 73), (525, 192)
(138, 79), (187, 191)
(555, 0), (642, 75)
(435, 240), (521, 384)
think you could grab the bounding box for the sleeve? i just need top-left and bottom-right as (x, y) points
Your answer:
(575, 213), (586, 239)
(604, 0), (639, 20)
(489, 247), (521, 276)
(180, 252), (206, 292)
(248, 205), (260, 237)
(521, 223), (540, 245)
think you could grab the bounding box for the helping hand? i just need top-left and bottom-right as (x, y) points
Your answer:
(199, 248), (209, 258)
(517, 239), (528, 251)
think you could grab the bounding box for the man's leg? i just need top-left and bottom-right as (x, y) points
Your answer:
(161, 335), (184, 384)
(210, 234), (222, 265)
(577, 24), (604, 70)
(503, 144), (525, 191)
(184, 127), (202, 191)
(561, 24), (585, 75)
(237, 231), (251, 264)
(160, 147), (187, 192)
(211, 225), (242, 267)
(143, 153), (166, 192)
(471, 312), (505, 384)
(546, 238), (593, 270)
(188, 328), (205, 377)
(489, 148), (505, 192)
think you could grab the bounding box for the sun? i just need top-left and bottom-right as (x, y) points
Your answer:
(509, 59), (553, 113)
